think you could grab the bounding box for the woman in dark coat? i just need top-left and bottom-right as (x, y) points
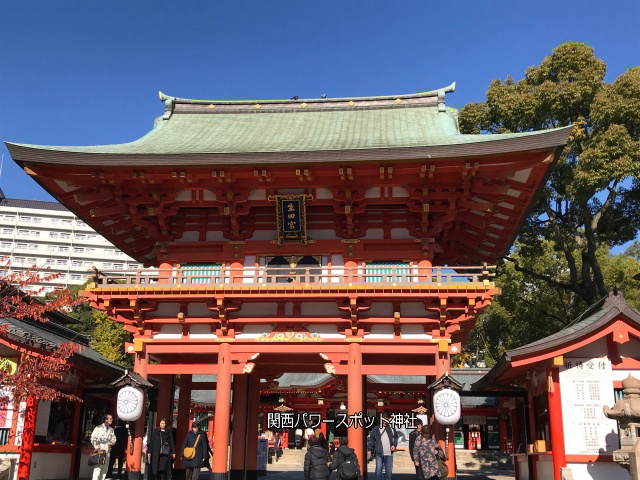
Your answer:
(304, 436), (331, 480)
(147, 418), (175, 480)
(181, 422), (210, 480)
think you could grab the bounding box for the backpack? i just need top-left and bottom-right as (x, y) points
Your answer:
(338, 453), (359, 480)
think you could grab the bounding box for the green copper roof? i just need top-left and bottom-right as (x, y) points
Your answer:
(6, 85), (573, 162)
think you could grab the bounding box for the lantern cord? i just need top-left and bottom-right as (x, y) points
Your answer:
(445, 426), (449, 459)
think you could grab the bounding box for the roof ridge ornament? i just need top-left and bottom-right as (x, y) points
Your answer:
(159, 91), (175, 120)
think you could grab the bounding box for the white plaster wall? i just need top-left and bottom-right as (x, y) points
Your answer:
(566, 462), (628, 480)
(567, 338), (607, 358)
(247, 230), (277, 241)
(390, 228), (411, 239)
(243, 255), (257, 284)
(153, 324), (182, 339)
(400, 303), (437, 317)
(365, 187), (381, 198)
(510, 167), (532, 183)
(401, 325), (432, 339)
(205, 230), (226, 241)
(248, 189), (267, 200)
(612, 369), (640, 381)
(188, 303), (212, 317)
(368, 302), (394, 317)
(300, 302), (342, 316)
(0, 454), (18, 480)
(392, 187), (409, 198)
(285, 302), (294, 316)
(150, 303), (181, 317)
(618, 339), (640, 357)
(233, 303), (278, 316)
(330, 255), (343, 283)
(307, 229), (339, 240)
(315, 188), (332, 199)
(236, 324), (273, 339)
(360, 228), (384, 239)
(516, 458), (529, 480)
(365, 324), (394, 339)
(189, 324), (217, 339)
(30, 452), (71, 479)
(176, 231), (199, 242)
(308, 324), (344, 339)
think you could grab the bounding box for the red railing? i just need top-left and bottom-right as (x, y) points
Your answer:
(90, 265), (495, 287)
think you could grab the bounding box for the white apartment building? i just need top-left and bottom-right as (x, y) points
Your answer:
(0, 193), (141, 292)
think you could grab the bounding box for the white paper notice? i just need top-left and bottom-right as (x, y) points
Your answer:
(559, 358), (618, 455)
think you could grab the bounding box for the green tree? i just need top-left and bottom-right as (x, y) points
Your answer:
(459, 42), (640, 306)
(66, 281), (132, 367)
(462, 242), (640, 366)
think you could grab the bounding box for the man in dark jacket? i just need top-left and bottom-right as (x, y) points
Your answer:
(329, 437), (360, 480)
(366, 418), (398, 480)
(304, 436), (331, 480)
(408, 420), (423, 479)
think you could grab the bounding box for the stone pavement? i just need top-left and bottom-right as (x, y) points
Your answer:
(195, 469), (515, 480)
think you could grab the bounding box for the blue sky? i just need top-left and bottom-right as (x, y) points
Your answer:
(1, 0), (638, 250)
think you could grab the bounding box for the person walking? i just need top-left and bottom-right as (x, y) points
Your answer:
(329, 437), (360, 480)
(408, 420), (423, 479)
(106, 423), (128, 480)
(90, 414), (116, 480)
(413, 425), (445, 480)
(147, 418), (175, 480)
(367, 417), (398, 480)
(274, 432), (283, 462)
(304, 436), (331, 480)
(318, 431), (328, 451)
(181, 422), (209, 480)
(295, 427), (303, 449)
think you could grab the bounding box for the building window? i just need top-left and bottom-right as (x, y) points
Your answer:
(16, 243), (28, 250)
(115, 251), (125, 256)
(113, 263), (124, 270)
(76, 220), (87, 227)
(47, 246), (57, 252)
(60, 233), (70, 240)
(2, 229), (13, 235)
(72, 261), (83, 267)
(56, 260), (67, 266)
(51, 218), (60, 225)
(31, 231), (40, 237)
(365, 261), (410, 283)
(32, 218), (42, 224)
(28, 244), (38, 250)
(0, 242), (11, 248)
(45, 259), (52, 265)
(87, 234), (96, 240)
(58, 274), (66, 280)
(26, 257), (37, 264)
(102, 263), (112, 269)
(75, 234), (87, 240)
(59, 247), (69, 253)
(20, 216), (31, 223)
(87, 248), (96, 253)
(71, 274), (82, 281)
(49, 232), (59, 238)
(18, 230), (29, 236)
(61, 220), (72, 226)
(14, 257), (25, 265)
(4, 215), (15, 221)
(128, 263), (139, 269)
(73, 247), (85, 254)
(84, 261), (93, 267)
(104, 249), (114, 255)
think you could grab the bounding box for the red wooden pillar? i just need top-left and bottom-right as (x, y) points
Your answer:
(174, 374), (192, 470)
(69, 382), (84, 479)
(418, 258), (432, 282)
(548, 368), (566, 480)
(17, 395), (38, 480)
(246, 374), (261, 480)
(156, 375), (173, 422)
(435, 348), (455, 478)
(498, 413), (507, 452)
(126, 348), (148, 479)
(212, 342), (232, 480)
(158, 261), (173, 284)
(229, 261), (244, 284)
(320, 403), (327, 436)
(347, 342), (364, 473)
(230, 374), (249, 480)
(344, 260), (358, 283)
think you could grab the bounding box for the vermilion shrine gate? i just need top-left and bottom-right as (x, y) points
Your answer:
(7, 83), (571, 479)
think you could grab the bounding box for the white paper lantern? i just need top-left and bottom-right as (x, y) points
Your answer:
(433, 388), (461, 425)
(116, 386), (144, 422)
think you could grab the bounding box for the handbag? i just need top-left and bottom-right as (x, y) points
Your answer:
(160, 441), (170, 455)
(183, 433), (201, 460)
(88, 450), (107, 466)
(437, 457), (448, 478)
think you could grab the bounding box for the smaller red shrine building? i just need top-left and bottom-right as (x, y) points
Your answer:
(0, 309), (124, 480)
(474, 289), (640, 480)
